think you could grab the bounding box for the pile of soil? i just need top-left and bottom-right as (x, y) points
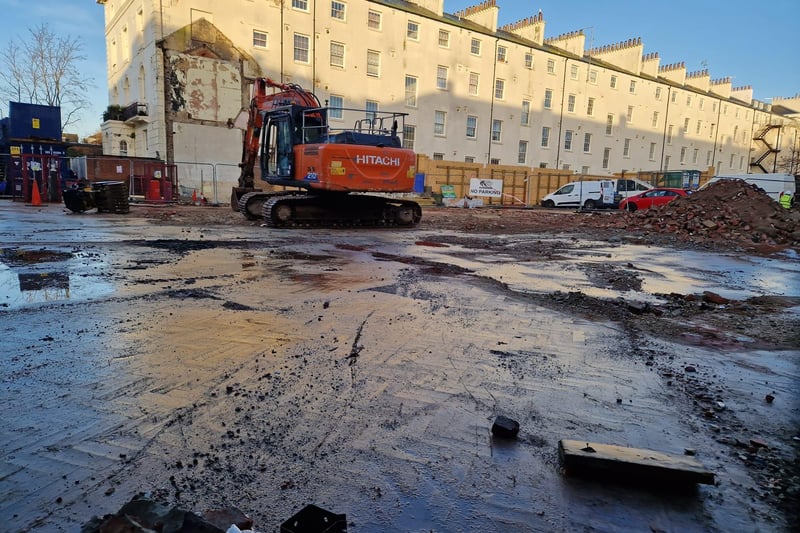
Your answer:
(619, 180), (800, 249)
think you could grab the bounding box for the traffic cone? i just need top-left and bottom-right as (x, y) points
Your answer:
(30, 179), (42, 206)
(192, 190), (198, 205)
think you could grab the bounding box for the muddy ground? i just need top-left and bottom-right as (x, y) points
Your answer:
(0, 200), (798, 532)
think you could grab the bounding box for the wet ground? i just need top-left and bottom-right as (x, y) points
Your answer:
(0, 201), (798, 532)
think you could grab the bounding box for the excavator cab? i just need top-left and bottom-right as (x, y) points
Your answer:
(260, 109), (294, 179)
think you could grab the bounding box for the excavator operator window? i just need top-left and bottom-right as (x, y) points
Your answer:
(261, 113), (293, 178)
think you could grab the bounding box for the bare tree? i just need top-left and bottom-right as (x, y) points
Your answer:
(0, 23), (94, 131)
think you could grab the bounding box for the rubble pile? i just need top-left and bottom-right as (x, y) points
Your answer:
(622, 180), (800, 248)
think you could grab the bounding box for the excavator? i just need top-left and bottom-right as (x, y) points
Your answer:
(232, 78), (422, 227)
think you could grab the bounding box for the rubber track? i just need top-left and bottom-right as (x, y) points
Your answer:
(262, 193), (421, 228)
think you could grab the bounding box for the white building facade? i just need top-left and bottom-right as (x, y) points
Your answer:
(97, 0), (798, 178)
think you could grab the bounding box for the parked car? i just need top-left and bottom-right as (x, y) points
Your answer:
(619, 188), (691, 211)
(541, 178), (652, 209)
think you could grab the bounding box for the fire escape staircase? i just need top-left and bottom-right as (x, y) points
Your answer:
(750, 125), (780, 173)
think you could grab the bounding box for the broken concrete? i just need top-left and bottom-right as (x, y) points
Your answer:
(558, 439), (716, 486)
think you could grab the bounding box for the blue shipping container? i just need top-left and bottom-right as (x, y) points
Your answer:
(8, 102), (61, 141)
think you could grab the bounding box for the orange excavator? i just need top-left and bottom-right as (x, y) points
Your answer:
(232, 78), (421, 227)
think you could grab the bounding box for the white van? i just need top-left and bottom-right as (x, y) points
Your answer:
(540, 178), (652, 209)
(703, 173), (795, 203)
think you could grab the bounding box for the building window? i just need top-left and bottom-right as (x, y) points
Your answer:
(293, 33), (310, 62)
(629, 80), (636, 94)
(586, 97), (595, 116)
(367, 10), (381, 30)
(292, 0), (308, 10)
(404, 75), (417, 107)
(626, 106), (634, 122)
(490, 158), (501, 165)
(589, 70), (597, 84)
(564, 130), (573, 151)
(696, 121), (702, 134)
(365, 100), (378, 122)
(684, 117), (690, 132)
(494, 79), (505, 99)
(567, 94), (576, 113)
(436, 65), (448, 90)
(253, 30), (268, 48)
(699, 98), (705, 110)
(655, 87), (662, 100)
(433, 152), (444, 161)
(518, 141), (528, 164)
(692, 148), (699, 164)
(706, 150), (712, 166)
(667, 125), (673, 144)
(665, 155), (671, 169)
(331, 0), (346, 20)
(686, 95), (692, 106)
(544, 89), (553, 109)
(434, 110), (446, 136)
(465, 156), (475, 163)
(583, 133), (592, 153)
(547, 59), (555, 74)
(623, 138), (631, 158)
(570, 64), (579, 80)
(651, 111), (659, 128)
(329, 95), (343, 119)
(491, 119), (502, 142)
(366, 50), (380, 77)
(468, 72), (479, 96)
(407, 21), (419, 40)
(541, 126), (550, 147)
(729, 153), (735, 168)
(671, 91), (678, 103)
(649, 142), (656, 160)
(539, 162), (548, 169)
(470, 38), (481, 55)
(466, 115), (477, 138)
(524, 52), (533, 69)
(497, 45), (507, 62)
(438, 29), (449, 47)
(330, 41), (345, 68)
(581, 165), (590, 174)
(119, 140), (128, 156)
(403, 124), (415, 150)
(602, 148), (611, 169)
(610, 75), (617, 89)
(521, 100), (530, 125)
(739, 155), (744, 169)
(605, 114), (613, 135)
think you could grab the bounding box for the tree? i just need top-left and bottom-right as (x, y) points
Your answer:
(0, 23), (94, 131)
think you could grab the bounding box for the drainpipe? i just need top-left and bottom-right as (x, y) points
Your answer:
(554, 56), (568, 169)
(280, 0), (285, 81)
(486, 38), (499, 165)
(312, 0), (316, 88)
(710, 98), (722, 174)
(659, 86), (671, 176)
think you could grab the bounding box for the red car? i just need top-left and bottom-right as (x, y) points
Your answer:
(619, 188), (691, 211)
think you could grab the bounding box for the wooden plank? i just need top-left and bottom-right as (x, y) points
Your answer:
(558, 439), (715, 485)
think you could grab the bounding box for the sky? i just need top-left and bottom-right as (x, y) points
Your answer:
(0, 0), (797, 139)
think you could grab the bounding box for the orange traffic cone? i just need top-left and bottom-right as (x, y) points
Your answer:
(192, 190), (198, 205)
(30, 179), (42, 206)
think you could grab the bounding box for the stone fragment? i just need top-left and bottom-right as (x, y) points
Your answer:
(491, 415), (520, 438)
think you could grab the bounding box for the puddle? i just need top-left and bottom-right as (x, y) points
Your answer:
(408, 236), (800, 302)
(0, 248), (115, 309)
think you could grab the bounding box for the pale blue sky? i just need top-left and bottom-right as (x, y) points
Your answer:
(0, 0), (796, 138)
